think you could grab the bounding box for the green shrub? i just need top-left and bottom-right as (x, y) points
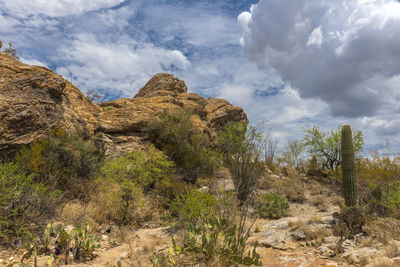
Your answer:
(16, 129), (103, 199)
(94, 179), (144, 225)
(94, 145), (176, 225)
(170, 187), (217, 224)
(256, 193), (289, 219)
(99, 145), (175, 191)
(0, 162), (55, 242)
(149, 108), (221, 182)
(217, 122), (266, 203)
(365, 182), (400, 218)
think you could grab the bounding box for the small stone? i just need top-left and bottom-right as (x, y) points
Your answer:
(120, 252), (128, 259)
(102, 235), (109, 241)
(318, 245), (335, 257)
(8, 256), (14, 261)
(291, 228), (305, 241)
(198, 186), (209, 193)
(300, 242), (306, 247)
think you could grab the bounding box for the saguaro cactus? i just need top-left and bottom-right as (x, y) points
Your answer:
(341, 124), (357, 207)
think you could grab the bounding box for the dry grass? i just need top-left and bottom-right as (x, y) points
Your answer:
(302, 226), (332, 247)
(331, 195), (344, 207)
(259, 173), (306, 203)
(371, 258), (395, 267)
(288, 219), (306, 231)
(308, 215), (324, 224)
(254, 221), (262, 233)
(312, 195), (329, 212)
(384, 242), (400, 258)
(365, 218), (400, 245)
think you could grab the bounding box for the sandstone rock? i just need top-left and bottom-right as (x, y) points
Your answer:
(260, 230), (292, 250)
(0, 52), (100, 159)
(318, 245), (336, 257)
(291, 228), (306, 241)
(0, 53), (247, 159)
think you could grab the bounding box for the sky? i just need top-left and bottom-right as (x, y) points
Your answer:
(1, 0), (400, 154)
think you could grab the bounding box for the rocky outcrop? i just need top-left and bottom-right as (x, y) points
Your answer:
(0, 53), (247, 159)
(0, 52), (100, 159)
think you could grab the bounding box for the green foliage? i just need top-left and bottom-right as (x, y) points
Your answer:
(303, 126), (363, 170)
(341, 124), (358, 207)
(0, 162), (54, 242)
(170, 188), (217, 224)
(23, 223), (99, 265)
(217, 122), (266, 203)
(16, 129), (103, 199)
(99, 145), (175, 190)
(365, 182), (400, 217)
(95, 145), (176, 224)
(256, 193), (289, 219)
(357, 145), (400, 218)
(149, 108), (221, 182)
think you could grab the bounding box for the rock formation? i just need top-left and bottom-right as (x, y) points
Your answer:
(0, 52), (247, 159)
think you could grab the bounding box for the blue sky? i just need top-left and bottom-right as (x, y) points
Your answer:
(1, 0), (400, 154)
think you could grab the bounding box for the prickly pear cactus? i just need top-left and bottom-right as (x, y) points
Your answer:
(341, 124), (357, 207)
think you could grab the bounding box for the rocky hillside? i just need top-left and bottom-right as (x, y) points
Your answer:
(0, 52), (247, 159)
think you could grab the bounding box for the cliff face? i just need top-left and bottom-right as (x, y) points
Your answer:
(0, 52), (247, 159)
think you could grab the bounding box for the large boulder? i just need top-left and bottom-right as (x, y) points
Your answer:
(0, 52), (100, 159)
(0, 53), (248, 159)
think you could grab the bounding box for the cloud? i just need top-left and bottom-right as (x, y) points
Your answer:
(238, 0), (400, 124)
(1, 0), (125, 18)
(55, 34), (190, 98)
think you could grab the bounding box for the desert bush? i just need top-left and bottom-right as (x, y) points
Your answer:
(332, 206), (367, 239)
(0, 162), (56, 242)
(358, 152), (400, 217)
(364, 217), (400, 244)
(149, 108), (221, 182)
(217, 122), (266, 203)
(256, 193), (289, 219)
(16, 129), (103, 199)
(92, 179), (144, 225)
(170, 187), (217, 224)
(99, 145), (175, 191)
(92, 146), (176, 225)
(312, 195), (329, 211)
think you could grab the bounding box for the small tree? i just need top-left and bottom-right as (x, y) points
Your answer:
(303, 126), (363, 170)
(279, 140), (305, 169)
